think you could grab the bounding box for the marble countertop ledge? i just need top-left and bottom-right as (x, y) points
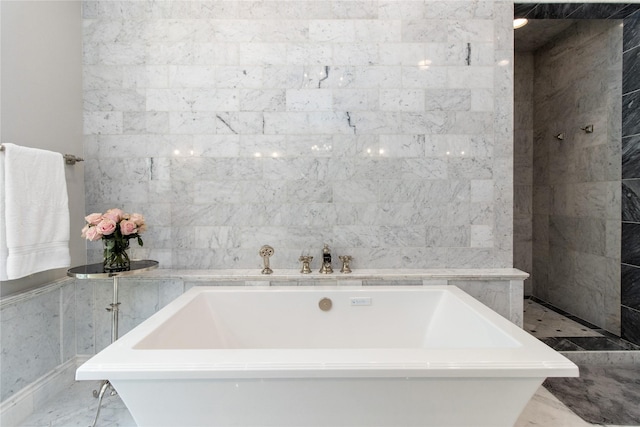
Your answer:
(138, 268), (529, 282)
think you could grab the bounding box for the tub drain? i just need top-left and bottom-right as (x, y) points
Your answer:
(319, 297), (332, 311)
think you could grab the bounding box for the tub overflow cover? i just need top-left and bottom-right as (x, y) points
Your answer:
(319, 297), (332, 311)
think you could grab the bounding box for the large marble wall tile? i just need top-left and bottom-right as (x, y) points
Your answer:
(513, 4), (536, 18)
(61, 281), (76, 363)
(0, 289), (61, 401)
(622, 89), (640, 138)
(575, 217), (607, 257)
(573, 3), (640, 19)
(82, 0), (514, 271)
(606, 219), (622, 260)
(622, 222), (640, 266)
(622, 136), (640, 179)
(622, 264), (640, 311)
(622, 180), (640, 221)
(623, 46), (640, 94)
(515, 3), (640, 20)
(621, 306), (640, 345)
(93, 279), (117, 353)
(75, 279), (96, 355)
(623, 9), (640, 52)
(449, 280), (521, 325)
(87, 277), (186, 352)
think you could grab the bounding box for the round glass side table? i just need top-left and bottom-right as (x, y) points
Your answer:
(68, 259), (158, 427)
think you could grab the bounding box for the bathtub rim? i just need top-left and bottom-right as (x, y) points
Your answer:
(139, 268), (529, 282)
(76, 285), (578, 381)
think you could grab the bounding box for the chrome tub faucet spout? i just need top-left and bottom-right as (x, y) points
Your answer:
(319, 244), (333, 274)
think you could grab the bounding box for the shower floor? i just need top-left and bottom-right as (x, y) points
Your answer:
(524, 298), (640, 351)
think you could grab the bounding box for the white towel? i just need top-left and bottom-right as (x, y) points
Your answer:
(1, 143), (71, 280)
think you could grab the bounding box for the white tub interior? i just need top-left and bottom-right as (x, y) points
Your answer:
(134, 288), (520, 350)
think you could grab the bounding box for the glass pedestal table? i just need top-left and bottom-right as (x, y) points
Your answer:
(67, 260), (159, 427)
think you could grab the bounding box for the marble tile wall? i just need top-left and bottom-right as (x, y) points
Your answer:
(75, 277), (184, 354)
(0, 276), (185, 407)
(0, 279), (76, 403)
(513, 51), (533, 295)
(531, 20), (622, 335)
(621, 9), (640, 346)
(81, 0), (514, 271)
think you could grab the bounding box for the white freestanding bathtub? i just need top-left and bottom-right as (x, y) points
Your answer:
(77, 286), (578, 427)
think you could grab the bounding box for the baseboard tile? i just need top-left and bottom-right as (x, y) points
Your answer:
(0, 357), (82, 427)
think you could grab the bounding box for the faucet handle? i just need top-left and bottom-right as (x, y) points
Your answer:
(339, 255), (352, 274)
(299, 255), (313, 274)
(259, 245), (274, 274)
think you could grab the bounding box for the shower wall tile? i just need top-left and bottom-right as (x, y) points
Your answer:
(622, 89), (640, 138)
(622, 136), (640, 178)
(513, 4), (536, 18)
(606, 219), (622, 259)
(531, 20), (622, 335)
(621, 305), (640, 345)
(622, 264), (640, 310)
(572, 4), (640, 19)
(622, 180), (640, 221)
(82, 0), (514, 271)
(623, 9), (640, 52)
(515, 3), (640, 20)
(622, 222), (640, 266)
(623, 46), (640, 93)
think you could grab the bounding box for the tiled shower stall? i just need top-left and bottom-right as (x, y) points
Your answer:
(513, 3), (640, 345)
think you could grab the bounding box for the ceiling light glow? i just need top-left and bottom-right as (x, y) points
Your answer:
(513, 18), (528, 29)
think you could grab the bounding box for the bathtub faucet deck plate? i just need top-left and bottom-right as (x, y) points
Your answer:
(77, 286), (578, 427)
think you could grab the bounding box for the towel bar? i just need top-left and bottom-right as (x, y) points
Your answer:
(0, 143), (84, 165)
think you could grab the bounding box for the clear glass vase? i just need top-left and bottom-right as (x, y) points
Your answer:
(103, 237), (131, 272)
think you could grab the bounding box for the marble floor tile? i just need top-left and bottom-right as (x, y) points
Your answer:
(524, 299), (602, 338)
(544, 364), (640, 426)
(515, 386), (591, 427)
(18, 381), (134, 427)
(524, 299), (640, 351)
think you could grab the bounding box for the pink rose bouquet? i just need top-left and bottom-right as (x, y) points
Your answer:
(81, 209), (146, 271)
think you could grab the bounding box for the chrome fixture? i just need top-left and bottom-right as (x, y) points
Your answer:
(319, 297), (333, 311)
(339, 255), (352, 274)
(0, 143), (84, 165)
(259, 245), (274, 274)
(63, 154), (85, 165)
(299, 255), (313, 274)
(581, 124), (594, 133)
(319, 244), (333, 274)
